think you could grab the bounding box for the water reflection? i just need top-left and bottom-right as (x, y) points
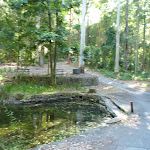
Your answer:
(0, 102), (111, 150)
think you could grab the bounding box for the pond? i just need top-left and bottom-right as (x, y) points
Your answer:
(0, 101), (111, 150)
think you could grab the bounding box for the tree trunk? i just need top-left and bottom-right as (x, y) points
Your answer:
(135, 3), (139, 75)
(124, 0), (129, 71)
(17, 51), (19, 69)
(53, 2), (59, 85)
(40, 46), (44, 67)
(142, 1), (147, 71)
(48, 10), (55, 87)
(86, 16), (90, 46)
(115, 0), (121, 73)
(48, 54), (50, 75)
(67, 9), (72, 64)
(79, 0), (86, 72)
(98, 22), (101, 48)
(35, 16), (40, 65)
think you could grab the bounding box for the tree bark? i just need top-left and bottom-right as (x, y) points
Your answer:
(98, 22), (101, 48)
(135, 3), (139, 75)
(36, 16), (40, 65)
(124, 0), (129, 71)
(115, 0), (121, 73)
(67, 9), (72, 64)
(79, 0), (86, 71)
(40, 45), (44, 67)
(86, 16), (90, 46)
(48, 10), (54, 87)
(142, 1), (147, 71)
(54, 2), (59, 85)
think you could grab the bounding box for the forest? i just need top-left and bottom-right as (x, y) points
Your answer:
(0, 0), (150, 83)
(1, 1), (150, 150)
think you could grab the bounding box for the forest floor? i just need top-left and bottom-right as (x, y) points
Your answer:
(1, 62), (150, 150)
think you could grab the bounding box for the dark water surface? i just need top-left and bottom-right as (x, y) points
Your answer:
(0, 101), (111, 150)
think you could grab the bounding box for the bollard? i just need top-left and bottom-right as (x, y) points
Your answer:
(130, 101), (134, 113)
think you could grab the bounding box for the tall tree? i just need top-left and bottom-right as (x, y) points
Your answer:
(124, 0), (129, 71)
(142, 0), (147, 71)
(135, 1), (139, 75)
(35, 16), (40, 65)
(79, 0), (86, 72)
(115, 0), (121, 73)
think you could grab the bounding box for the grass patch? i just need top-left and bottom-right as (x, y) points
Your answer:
(0, 137), (29, 150)
(94, 69), (150, 81)
(0, 83), (86, 100)
(0, 83), (53, 100)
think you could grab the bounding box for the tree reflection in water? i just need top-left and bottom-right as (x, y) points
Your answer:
(0, 102), (111, 149)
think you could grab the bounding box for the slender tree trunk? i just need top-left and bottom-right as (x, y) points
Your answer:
(48, 10), (54, 87)
(79, 0), (86, 72)
(17, 51), (19, 69)
(68, 9), (72, 45)
(86, 16), (90, 46)
(40, 46), (44, 67)
(115, 0), (121, 73)
(48, 54), (50, 75)
(124, 0), (129, 71)
(36, 16), (40, 65)
(67, 9), (72, 64)
(142, 1), (147, 71)
(53, 2), (59, 85)
(77, 17), (80, 42)
(147, 51), (150, 72)
(98, 22), (101, 48)
(130, 28), (134, 55)
(135, 3), (139, 75)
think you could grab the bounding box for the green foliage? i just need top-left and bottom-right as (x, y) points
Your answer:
(96, 69), (149, 81)
(38, 32), (59, 42)
(0, 82), (86, 100)
(0, 83), (53, 100)
(1, 0), (150, 75)
(84, 46), (101, 68)
(73, 24), (80, 30)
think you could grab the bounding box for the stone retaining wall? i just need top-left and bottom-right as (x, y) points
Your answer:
(18, 93), (113, 117)
(20, 93), (105, 106)
(14, 75), (99, 86)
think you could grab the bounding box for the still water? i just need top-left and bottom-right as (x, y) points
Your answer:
(0, 101), (111, 150)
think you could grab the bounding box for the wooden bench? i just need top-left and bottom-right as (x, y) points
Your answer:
(15, 68), (30, 73)
(56, 69), (64, 75)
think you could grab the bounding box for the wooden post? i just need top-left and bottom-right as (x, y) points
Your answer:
(130, 101), (134, 113)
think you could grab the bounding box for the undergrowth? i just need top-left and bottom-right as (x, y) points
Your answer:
(0, 83), (86, 100)
(93, 69), (150, 82)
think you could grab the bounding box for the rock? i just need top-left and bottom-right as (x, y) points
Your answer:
(88, 89), (96, 93)
(73, 69), (80, 74)
(106, 117), (121, 124)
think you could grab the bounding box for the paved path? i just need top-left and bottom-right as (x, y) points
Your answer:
(30, 63), (150, 150)
(96, 76), (150, 150)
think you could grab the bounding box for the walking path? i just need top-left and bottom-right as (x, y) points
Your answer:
(29, 62), (150, 150)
